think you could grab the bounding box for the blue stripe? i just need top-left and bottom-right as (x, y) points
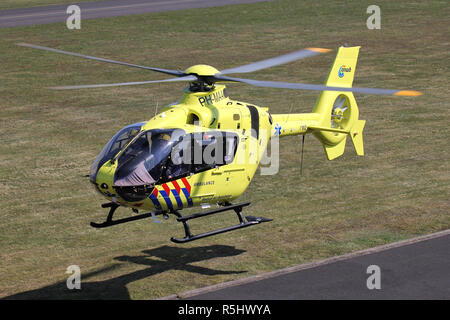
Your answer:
(149, 193), (161, 210)
(171, 189), (183, 209)
(159, 190), (173, 211)
(181, 188), (193, 207)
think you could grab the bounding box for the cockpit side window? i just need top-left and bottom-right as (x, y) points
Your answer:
(161, 131), (239, 182)
(224, 134), (238, 164)
(110, 128), (140, 157)
(163, 137), (192, 182)
(114, 129), (184, 187)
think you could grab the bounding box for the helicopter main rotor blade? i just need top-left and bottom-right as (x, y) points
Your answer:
(214, 75), (422, 96)
(50, 75), (197, 90)
(17, 42), (186, 77)
(220, 47), (331, 75)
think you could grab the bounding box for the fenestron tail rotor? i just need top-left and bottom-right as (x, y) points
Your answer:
(331, 95), (349, 129)
(17, 42), (422, 96)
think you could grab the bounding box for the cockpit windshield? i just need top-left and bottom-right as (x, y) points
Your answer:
(114, 129), (184, 187)
(89, 122), (144, 183)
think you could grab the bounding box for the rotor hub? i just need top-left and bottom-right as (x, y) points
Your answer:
(332, 108), (345, 123)
(184, 64), (220, 77)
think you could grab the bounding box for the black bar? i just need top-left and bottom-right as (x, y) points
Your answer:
(170, 220), (259, 243)
(172, 211), (193, 238)
(90, 212), (153, 228)
(101, 202), (117, 208)
(175, 202), (251, 222)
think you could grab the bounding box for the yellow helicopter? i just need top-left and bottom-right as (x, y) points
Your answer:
(18, 43), (421, 243)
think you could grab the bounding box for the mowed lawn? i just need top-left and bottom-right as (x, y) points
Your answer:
(0, 0), (448, 299)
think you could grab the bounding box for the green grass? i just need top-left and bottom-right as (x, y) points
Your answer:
(0, 0), (449, 299)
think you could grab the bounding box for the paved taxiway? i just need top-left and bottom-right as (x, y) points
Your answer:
(0, 0), (269, 28)
(172, 231), (450, 299)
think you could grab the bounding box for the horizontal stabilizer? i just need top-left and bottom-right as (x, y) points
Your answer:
(350, 120), (365, 156)
(308, 125), (350, 134)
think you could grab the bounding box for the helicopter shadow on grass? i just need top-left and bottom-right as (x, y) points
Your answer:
(3, 245), (247, 300)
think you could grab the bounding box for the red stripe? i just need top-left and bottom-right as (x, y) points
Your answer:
(162, 183), (171, 196)
(181, 177), (191, 193)
(171, 180), (181, 195)
(152, 188), (158, 197)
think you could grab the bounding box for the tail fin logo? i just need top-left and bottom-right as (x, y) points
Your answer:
(338, 65), (352, 78)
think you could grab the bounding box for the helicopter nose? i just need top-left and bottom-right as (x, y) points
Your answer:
(92, 160), (118, 198)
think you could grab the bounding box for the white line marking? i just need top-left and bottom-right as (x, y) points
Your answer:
(0, 0), (201, 21)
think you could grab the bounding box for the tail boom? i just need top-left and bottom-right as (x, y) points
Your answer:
(271, 46), (366, 160)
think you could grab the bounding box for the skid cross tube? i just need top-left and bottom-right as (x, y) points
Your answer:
(170, 202), (272, 243)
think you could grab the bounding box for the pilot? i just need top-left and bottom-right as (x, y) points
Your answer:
(165, 160), (188, 180)
(149, 133), (171, 153)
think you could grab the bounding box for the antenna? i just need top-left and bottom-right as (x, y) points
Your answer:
(154, 100), (159, 116)
(300, 134), (306, 176)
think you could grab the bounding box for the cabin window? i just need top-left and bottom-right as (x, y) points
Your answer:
(161, 131), (239, 181)
(246, 105), (260, 139)
(186, 113), (199, 125)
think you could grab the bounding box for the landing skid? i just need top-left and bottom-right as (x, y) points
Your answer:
(90, 203), (167, 228)
(90, 201), (272, 243)
(170, 202), (272, 243)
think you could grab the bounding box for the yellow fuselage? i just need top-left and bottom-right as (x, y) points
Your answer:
(94, 45), (367, 212)
(94, 85), (277, 211)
